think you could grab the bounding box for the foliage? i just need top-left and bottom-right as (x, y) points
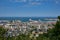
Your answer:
(0, 27), (7, 37)
(0, 26), (7, 40)
(47, 16), (60, 40)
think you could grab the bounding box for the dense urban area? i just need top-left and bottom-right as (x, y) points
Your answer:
(0, 16), (60, 40)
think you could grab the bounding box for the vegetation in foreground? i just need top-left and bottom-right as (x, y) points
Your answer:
(0, 16), (60, 40)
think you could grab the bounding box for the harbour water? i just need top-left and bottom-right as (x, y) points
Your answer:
(0, 17), (57, 22)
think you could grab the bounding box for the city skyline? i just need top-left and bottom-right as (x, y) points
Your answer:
(0, 0), (60, 17)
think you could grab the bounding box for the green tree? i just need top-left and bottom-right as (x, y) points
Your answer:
(47, 16), (60, 40)
(0, 26), (7, 40)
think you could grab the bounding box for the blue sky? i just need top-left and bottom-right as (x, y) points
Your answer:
(0, 0), (60, 17)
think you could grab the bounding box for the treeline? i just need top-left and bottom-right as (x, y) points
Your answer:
(0, 16), (60, 40)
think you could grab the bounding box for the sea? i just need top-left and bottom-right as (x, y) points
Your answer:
(0, 17), (57, 22)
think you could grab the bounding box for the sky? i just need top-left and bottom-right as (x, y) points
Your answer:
(0, 0), (60, 17)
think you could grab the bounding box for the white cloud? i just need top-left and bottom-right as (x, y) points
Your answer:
(9, 0), (60, 7)
(29, 2), (41, 5)
(56, 1), (59, 4)
(10, 0), (27, 2)
(9, 0), (42, 5)
(9, 0), (48, 2)
(54, 0), (60, 4)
